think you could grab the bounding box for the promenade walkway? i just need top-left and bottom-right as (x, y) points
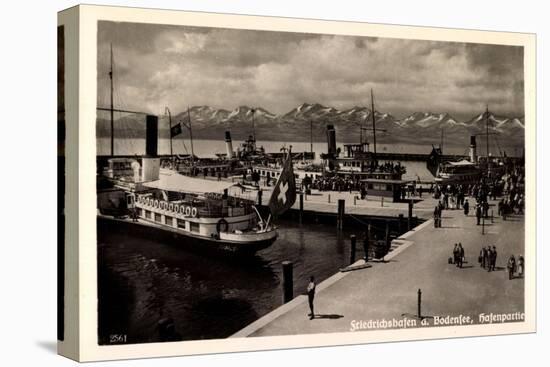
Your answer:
(232, 198), (525, 337)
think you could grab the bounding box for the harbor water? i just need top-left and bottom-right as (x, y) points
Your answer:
(98, 217), (395, 344)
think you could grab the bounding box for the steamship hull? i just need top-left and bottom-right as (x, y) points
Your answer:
(434, 171), (482, 186)
(98, 215), (277, 256)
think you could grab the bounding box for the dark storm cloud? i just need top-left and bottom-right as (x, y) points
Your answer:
(97, 21), (525, 120)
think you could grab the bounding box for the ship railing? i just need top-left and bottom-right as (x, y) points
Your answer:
(136, 195), (253, 218)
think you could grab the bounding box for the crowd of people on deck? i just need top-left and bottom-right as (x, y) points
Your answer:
(303, 161), (407, 196)
(309, 175), (363, 193)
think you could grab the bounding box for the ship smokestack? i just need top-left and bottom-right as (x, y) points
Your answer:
(142, 114), (160, 181)
(225, 131), (234, 158)
(145, 114), (158, 157)
(326, 124), (336, 156)
(469, 135), (477, 163)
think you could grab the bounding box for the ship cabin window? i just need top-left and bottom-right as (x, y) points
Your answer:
(165, 216), (173, 226)
(154, 213), (162, 222)
(367, 183), (374, 190)
(126, 195), (134, 205)
(138, 208), (143, 217)
(145, 210), (151, 219)
(190, 222), (200, 233)
(177, 219), (186, 229)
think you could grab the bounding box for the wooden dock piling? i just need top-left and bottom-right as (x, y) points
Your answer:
(299, 193), (304, 225)
(408, 200), (413, 230)
(282, 261), (293, 304)
(350, 235), (357, 265)
(363, 236), (369, 261)
(385, 221), (390, 251)
(258, 189), (263, 206)
(337, 199), (345, 230)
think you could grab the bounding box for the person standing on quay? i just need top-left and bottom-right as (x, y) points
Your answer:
(480, 246), (487, 269)
(463, 198), (469, 216)
(486, 246), (493, 272)
(517, 255), (525, 278)
(307, 276), (316, 320)
(453, 244), (459, 266)
(507, 255), (516, 280)
(491, 246), (498, 272)
(458, 243), (465, 268)
(476, 203), (482, 225)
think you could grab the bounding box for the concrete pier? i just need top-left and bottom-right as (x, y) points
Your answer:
(231, 198), (525, 337)
(243, 185), (435, 221)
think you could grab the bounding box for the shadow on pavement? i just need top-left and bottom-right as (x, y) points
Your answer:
(313, 314), (344, 320)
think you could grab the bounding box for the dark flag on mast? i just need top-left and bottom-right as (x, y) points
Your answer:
(268, 150), (297, 217)
(170, 123), (182, 138)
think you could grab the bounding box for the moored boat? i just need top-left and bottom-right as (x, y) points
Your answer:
(98, 167), (277, 254)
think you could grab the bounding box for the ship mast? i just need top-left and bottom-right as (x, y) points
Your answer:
(187, 106), (195, 169)
(109, 43), (114, 157)
(370, 89), (377, 159)
(485, 104), (489, 158)
(165, 107), (173, 157)
(310, 120), (313, 154)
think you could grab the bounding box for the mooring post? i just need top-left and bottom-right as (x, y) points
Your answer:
(282, 261), (294, 304)
(398, 214), (404, 234)
(385, 221), (390, 251)
(299, 192), (304, 225)
(258, 189), (263, 206)
(363, 233), (369, 261)
(381, 197), (384, 207)
(354, 196), (357, 206)
(337, 199), (345, 230)
(417, 288), (422, 319)
(350, 235), (357, 265)
(408, 200), (413, 230)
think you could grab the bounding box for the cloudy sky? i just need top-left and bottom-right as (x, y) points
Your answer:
(97, 21), (524, 120)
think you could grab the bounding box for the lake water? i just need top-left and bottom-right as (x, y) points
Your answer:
(98, 138), (468, 157)
(98, 217), (398, 344)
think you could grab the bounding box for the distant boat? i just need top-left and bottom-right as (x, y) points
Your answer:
(434, 159), (481, 185)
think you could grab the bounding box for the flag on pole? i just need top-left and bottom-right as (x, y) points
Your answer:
(268, 151), (296, 217)
(170, 123), (182, 138)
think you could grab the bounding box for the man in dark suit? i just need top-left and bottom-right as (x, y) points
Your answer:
(487, 247), (493, 272)
(307, 276), (316, 320)
(458, 243), (465, 268)
(491, 246), (497, 271)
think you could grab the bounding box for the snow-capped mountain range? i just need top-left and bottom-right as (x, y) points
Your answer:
(97, 103), (525, 146)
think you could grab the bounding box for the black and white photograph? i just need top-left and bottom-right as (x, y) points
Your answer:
(94, 16), (531, 347)
(5, 0), (550, 365)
